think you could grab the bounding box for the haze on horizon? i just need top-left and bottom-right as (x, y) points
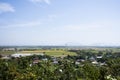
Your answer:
(0, 0), (120, 46)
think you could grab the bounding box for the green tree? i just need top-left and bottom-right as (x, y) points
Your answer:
(83, 63), (100, 80)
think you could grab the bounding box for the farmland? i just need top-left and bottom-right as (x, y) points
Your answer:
(20, 49), (77, 57)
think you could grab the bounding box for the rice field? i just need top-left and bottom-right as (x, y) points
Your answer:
(19, 49), (77, 57)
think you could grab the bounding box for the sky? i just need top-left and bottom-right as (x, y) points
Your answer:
(0, 0), (120, 46)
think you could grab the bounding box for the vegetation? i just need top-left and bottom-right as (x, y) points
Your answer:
(0, 48), (76, 57)
(20, 50), (76, 57)
(0, 47), (120, 80)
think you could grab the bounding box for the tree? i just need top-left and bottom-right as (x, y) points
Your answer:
(106, 58), (120, 79)
(83, 63), (100, 80)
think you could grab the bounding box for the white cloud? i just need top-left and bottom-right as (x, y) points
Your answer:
(47, 14), (57, 21)
(0, 21), (41, 28)
(0, 2), (15, 14)
(48, 14), (57, 19)
(58, 21), (118, 32)
(44, 0), (51, 4)
(30, 0), (51, 4)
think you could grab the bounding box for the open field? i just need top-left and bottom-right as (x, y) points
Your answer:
(0, 51), (15, 55)
(20, 50), (77, 57)
(1, 47), (120, 57)
(0, 49), (77, 57)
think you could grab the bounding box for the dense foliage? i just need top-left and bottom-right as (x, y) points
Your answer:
(0, 49), (120, 80)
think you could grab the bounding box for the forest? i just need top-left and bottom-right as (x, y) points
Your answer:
(0, 48), (120, 80)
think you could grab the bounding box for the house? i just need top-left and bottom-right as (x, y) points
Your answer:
(75, 61), (80, 65)
(10, 53), (44, 58)
(92, 61), (98, 64)
(89, 56), (95, 61)
(33, 60), (40, 64)
(2, 48), (15, 51)
(42, 58), (48, 61)
(53, 60), (58, 64)
(96, 55), (103, 59)
(11, 53), (32, 58)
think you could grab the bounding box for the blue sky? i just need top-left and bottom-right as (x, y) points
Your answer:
(0, 0), (120, 46)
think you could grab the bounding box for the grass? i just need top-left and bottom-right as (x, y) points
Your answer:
(2, 47), (120, 57)
(0, 49), (77, 57)
(20, 49), (77, 57)
(45, 51), (76, 57)
(0, 51), (15, 55)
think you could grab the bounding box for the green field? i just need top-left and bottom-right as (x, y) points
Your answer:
(0, 51), (15, 55)
(20, 50), (77, 57)
(45, 51), (76, 57)
(0, 49), (76, 57)
(1, 47), (120, 57)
